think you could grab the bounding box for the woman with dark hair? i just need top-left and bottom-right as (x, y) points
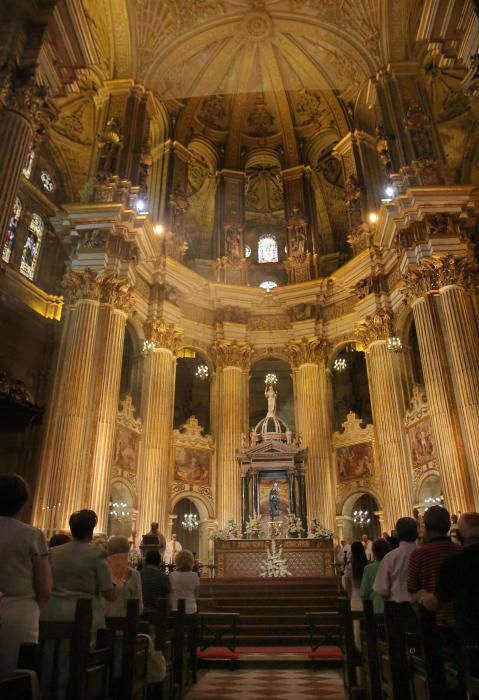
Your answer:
(0, 473), (52, 673)
(343, 540), (369, 611)
(360, 538), (392, 613)
(41, 509), (116, 640)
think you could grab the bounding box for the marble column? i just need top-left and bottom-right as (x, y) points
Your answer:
(286, 337), (335, 530)
(408, 294), (472, 512)
(439, 283), (479, 507)
(88, 281), (134, 533)
(36, 270), (104, 531)
(137, 318), (183, 536)
(288, 468), (297, 515)
(357, 310), (414, 530)
(213, 341), (252, 526)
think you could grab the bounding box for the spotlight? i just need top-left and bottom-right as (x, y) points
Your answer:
(154, 224), (164, 236)
(368, 212), (378, 224)
(384, 185), (395, 198)
(135, 198), (146, 213)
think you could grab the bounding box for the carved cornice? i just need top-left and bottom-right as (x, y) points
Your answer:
(403, 254), (478, 303)
(63, 269), (134, 312)
(356, 309), (393, 349)
(144, 317), (183, 354)
(285, 336), (328, 367)
(212, 340), (253, 369)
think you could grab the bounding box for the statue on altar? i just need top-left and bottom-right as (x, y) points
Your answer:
(269, 482), (281, 516)
(265, 384), (277, 417)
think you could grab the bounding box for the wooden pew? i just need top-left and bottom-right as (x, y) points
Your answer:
(380, 601), (418, 700)
(105, 598), (149, 700)
(196, 612), (240, 665)
(338, 597), (363, 699)
(170, 599), (190, 699)
(19, 598), (110, 700)
(305, 610), (343, 664)
(361, 599), (384, 700)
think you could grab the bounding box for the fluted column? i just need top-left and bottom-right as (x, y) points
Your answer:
(213, 341), (252, 526)
(36, 270), (105, 531)
(439, 284), (479, 507)
(407, 294), (472, 512)
(357, 310), (413, 529)
(137, 318), (183, 536)
(405, 254), (479, 508)
(88, 282), (134, 533)
(286, 337), (334, 530)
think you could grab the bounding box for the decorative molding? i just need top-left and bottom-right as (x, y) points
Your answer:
(63, 269), (134, 312)
(404, 384), (429, 429)
(117, 393), (142, 434)
(212, 340), (253, 369)
(173, 415), (214, 450)
(144, 317), (183, 353)
(285, 336), (328, 367)
(403, 254), (478, 302)
(356, 309), (393, 348)
(333, 411), (374, 448)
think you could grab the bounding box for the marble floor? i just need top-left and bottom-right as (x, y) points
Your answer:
(183, 668), (346, 699)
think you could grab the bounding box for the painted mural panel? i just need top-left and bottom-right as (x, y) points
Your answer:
(113, 427), (139, 473)
(336, 442), (373, 481)
(408, 418), (436, 466)
(174, 446), (210, 484)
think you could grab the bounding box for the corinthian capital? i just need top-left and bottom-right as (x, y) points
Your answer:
(144, 317), (183, 354)
(356, 309), (393, 349)
(63, 268), (102, 304)
(212, 340), (253, 369)
(285, 337), (328, 367)
(98, 273), (135, 314)
(403, 254), (478, 303)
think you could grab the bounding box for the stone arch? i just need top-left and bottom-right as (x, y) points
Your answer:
(170, 491), (214, 521)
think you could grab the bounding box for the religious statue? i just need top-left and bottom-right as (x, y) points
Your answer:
(265, 384), (277, 417)
(269, 482), (280, 517)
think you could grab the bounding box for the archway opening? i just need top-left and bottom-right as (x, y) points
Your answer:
(417, 474), (442, 512)
(331, 346), (372, 430)
(108, 481), (135, 537)
(172, 497), (211, 565)
(342, 492), (381, 542)
(174, 348), (211, 433)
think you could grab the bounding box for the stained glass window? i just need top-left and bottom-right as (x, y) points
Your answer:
(23, 151), (35, 179)
(1, 197), (22, 264)
(20, 214), (44, 281)
(259, 280), (277, 291)
(258, 234), (278, 263)
(40, 170), (55, 192)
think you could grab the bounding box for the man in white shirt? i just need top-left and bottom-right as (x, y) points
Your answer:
(373, 517), (417, 602)
(164, 534), (182, 566)
(362, 534), (374, 561)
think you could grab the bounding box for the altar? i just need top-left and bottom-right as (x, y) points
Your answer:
(214, 537), (334, 578)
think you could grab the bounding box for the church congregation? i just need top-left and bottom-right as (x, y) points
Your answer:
(2, 0), (479, 698)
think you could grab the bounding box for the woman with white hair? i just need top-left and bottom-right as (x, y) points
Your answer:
(104, 535), (143, 616)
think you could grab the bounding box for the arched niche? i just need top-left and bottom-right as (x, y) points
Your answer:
(416, 473), (442, 510)
(330, 343), (372, 431)
(108, 479), (136, 537)
(341, 490), (382, 541)
(249, 357), (294, 430)
(174, 347), (212, 433)
(119, 323), (143, 412)
(171, 494), (213, 565)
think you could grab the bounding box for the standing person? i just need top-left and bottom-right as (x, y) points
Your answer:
(140, 551), (170, 615)
(343, 541), (368, 611)
(361, 533), (374, 561)
(360, 538), (392, 613)
(0, 473), (52, 673)
(164, 533), (182, 567)
(169, 550), (200, 682)
(140, 522), (166, 558)
(448, 514), (460, 545)
(373, 517), (418, 602)
(104, 535), (143, 617)
(41, 510), (116, 641)
(407, 506), (459, 603)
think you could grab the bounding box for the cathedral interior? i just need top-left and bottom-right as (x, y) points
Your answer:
(2, 0), (479, 561)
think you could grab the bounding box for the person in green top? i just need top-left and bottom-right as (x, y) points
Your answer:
(360, 538), (391, 613)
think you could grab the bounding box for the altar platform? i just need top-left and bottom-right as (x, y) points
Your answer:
(214, 538), (334, 578)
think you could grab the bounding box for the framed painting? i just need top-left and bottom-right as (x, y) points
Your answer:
(259, 475), (289, 516)
(408, 418), (436, 466)
(113, 427), (139, 473)
(336, 442), (373, 482)
(174, 446), (210, 484)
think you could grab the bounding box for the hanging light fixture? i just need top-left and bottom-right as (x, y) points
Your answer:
(109, 502), (130, 519)
(265, 372), (278, 385)
(423, 497), (443, 511)
(353, 510), (371, 527)
(387, 336), (403, 353)
(334, 357), (348, 373)
(142, 339), (157, 353)
(181, 513), (199, 532)
(195, 364), (209, 380)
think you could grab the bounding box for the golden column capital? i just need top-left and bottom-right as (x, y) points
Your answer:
(63, 269), (134, 313)
(144, 317), (183, 354)
(285, 337), (328, 368)
(356, 309), (393, 349)
(403, 254), (478, 303)
(212, 340), (253, 369)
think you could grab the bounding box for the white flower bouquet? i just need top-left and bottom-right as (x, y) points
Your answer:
(260, 539), (291, 578)
(244, 513), (262, 539)
(285, 512), (305, 538)
(309, 517), (334, 539)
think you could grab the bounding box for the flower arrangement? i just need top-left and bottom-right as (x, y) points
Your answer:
(309, 517), (334, 539)
(210, 519), (243, 540)
(260, 539), (291, 578)
(244, 513), (262, 539)
(269, 519), (283, 539)
(285, 512), (304, 538)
